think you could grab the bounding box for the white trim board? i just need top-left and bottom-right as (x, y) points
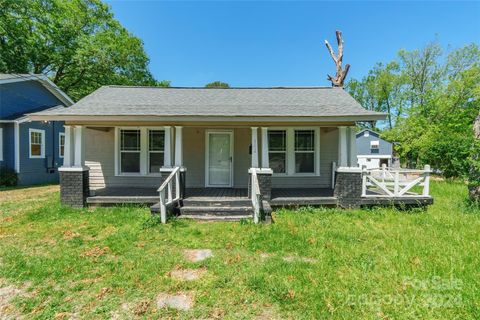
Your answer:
(205, 130), (234, 188)
(357, 155), (392, 159)
(0, 128), (3, 161)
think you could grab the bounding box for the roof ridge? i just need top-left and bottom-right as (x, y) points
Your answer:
(103, 85), (340, 90)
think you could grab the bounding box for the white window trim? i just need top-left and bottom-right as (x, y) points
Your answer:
(268, 127), (320, 177)
(147, 129), (165, 175)
(59, 132), (65, 158)
(29, 128), (45, 159)
(370, 140), (380, 149)
(114, 127), (165, 176)
(0, 128), (3, 161)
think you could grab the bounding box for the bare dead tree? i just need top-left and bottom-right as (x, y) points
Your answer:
(324, 30), (351, 87)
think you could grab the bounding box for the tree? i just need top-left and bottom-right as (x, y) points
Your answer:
(324, 30), (350, 87)
(0, 0), (168, 100)
(205, 81), (230, 88)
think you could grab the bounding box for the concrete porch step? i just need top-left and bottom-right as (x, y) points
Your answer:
(179, 205), (253, 216)
(182, 199), (252, 207)
(178, 214), (252, 221)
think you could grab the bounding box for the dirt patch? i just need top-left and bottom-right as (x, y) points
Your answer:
(0, 279), (29, 319)
(63, 231), (81, 241)
(183, 249), (213, 262)
(156, 292), (194, 311)
(255, 306), (281, 319)
(81, 246), (110, 258)
(169, 268), (206, 281)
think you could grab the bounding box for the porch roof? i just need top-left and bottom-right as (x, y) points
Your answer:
(28, 86), (386, 122)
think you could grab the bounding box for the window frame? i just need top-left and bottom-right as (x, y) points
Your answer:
(59, 132), (65, 158)
(29, 128), (45, 159)
(294, 129), (316, 174)
(115, 127), (165, 176)
(267, 127), (320, 177)
(370, 140), (380, 150)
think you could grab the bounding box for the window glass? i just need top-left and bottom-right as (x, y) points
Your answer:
(294, 130), (315, 173)
(121, 153), (140, 173)
(148, 130), (164, 173)
(59, 133), (65, 157)
(268, 130), (287, 173)
(120, 129), (141, 173)
(30, 131), (43, 156)
(121, 130), (140, 151)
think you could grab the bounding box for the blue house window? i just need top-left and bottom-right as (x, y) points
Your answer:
(29, 129), (45, 159)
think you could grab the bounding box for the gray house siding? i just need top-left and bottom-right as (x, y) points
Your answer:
(356, 130), (392, 156)
(17, 121), (64, 185)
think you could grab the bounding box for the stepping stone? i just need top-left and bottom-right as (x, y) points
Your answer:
(170, 268), (206, 281)
(156, 292), (194, 311)
(183, 249), (213, 262)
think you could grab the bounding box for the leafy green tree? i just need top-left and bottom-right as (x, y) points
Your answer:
(205, 81), (230, 88)
(0, 0), (168, 100)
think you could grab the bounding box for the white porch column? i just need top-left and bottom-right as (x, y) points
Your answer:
(261, 127), (269, 168)
(174, 126), (183, 167)
(63, 125), (74, 167)
(338, 126), (348, 167)
(164, 126), (172, 167)
(251, 127), (259, 168)
(348, 126), (358, 167)
(73, 125), (85, 167)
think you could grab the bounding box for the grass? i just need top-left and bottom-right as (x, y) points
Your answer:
(0, 181), (479, 319)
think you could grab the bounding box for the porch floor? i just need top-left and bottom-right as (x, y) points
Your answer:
(87, 187), (337, 205)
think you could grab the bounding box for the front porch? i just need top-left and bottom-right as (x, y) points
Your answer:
(86, 186), (336, 206)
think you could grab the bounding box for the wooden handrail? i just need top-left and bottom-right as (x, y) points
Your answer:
(157, 166), (182, 224)
(251, 169), (262, 224)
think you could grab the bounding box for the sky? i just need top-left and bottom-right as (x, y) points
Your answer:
(107, 1), (480, 87)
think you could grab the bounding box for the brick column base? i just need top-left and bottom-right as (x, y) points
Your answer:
(248, 168), (273, 201)
(59, 167), (89, 208)
(160, 167), (186, 199)
(334, 168), (363, 209)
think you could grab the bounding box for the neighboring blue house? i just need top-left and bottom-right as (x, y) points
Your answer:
(356, 129), (394, 169)
(0, 74), (73, 185)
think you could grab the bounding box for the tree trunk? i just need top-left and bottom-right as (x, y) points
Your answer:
(324, 30), (350, 87)
(469, 111), (480, 201)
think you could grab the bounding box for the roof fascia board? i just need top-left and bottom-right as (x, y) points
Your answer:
(27, 114), (387, 122)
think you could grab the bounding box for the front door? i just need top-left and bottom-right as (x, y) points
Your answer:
(206, 131), (233, 187)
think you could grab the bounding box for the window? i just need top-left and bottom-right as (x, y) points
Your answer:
(148, 130), (164, 174)
(294, 130), (315, 173)
(59, 133), (65, 158)
(364, 131), (370, 137)
(370, 140), (379, 149)
(0, 128), (3, 161)
(268, 130), (287, 173)
(29, 129), (45, 158)
(120, 129), (141, 173)
(116, 128), (166, 175)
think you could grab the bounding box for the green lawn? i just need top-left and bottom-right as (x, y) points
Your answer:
(0, 181), (479, 319)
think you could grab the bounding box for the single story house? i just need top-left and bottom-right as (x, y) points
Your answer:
(356, 129), (393, 169)
(29, 86), (432, 222)
(0, 74), (73, 185)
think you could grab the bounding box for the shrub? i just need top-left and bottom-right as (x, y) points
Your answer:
(0, 167), (18, 187)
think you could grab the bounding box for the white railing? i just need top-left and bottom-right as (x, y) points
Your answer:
(157, 166), (181, 223)
(251, 169), (262, 224)
(362, 164), (431, 197)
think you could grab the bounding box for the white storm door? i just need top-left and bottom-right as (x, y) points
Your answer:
(206, 131), (233, 187)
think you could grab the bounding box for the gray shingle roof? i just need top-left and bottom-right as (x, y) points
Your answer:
(31, 86), (386, 120)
